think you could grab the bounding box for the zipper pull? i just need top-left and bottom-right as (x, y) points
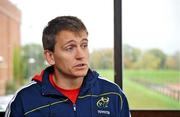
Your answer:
(73, 104), (76, 111)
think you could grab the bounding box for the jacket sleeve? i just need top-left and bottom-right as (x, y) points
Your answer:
(119, 91), (131, 117)
(117, 90), (131, 117)
(5, 93), (25, 117)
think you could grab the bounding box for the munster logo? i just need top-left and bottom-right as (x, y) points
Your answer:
(96, 97), (109, 108)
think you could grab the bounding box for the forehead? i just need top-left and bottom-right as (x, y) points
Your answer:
(56, 30), (88, 44)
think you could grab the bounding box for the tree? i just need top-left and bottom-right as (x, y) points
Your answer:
(6, 46), (24, 94)
(165, 56), (176, 69)
(173, 51), (180, 70)
(21, 44), (46, 79)
(165, 51), (180, 70)
(90, 48), (113, 69)
(146, 49), (166, 69)
(140, 52), (161, 69)
(123, 44), (141, 69)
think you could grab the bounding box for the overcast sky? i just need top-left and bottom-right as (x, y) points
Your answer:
(10, 0), (179, 54)
(10, 0), (114, 52)
(123, 0), (180, 55)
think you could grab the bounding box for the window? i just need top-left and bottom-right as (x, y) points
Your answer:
(122, 0), (180, 110)
(0, 0), (114, 113)
(115, 0), (180, 116)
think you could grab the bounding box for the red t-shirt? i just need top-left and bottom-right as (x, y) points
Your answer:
(49, 74), (80, 104)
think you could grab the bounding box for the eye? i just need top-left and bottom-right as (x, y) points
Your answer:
(65, 45), (75, 52)
(81, 43), (88, 49)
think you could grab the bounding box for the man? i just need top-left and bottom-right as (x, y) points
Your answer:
(5, 16), (130, 117)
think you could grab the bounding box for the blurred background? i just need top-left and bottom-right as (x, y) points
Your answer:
(0, 0), (179, 112)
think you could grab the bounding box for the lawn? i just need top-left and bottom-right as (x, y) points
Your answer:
(123, 78), (180, 109)
(96, 69), (180, 110)
(124, 69), (180, 85)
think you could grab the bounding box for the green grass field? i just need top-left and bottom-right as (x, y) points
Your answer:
(96, 69), (180, 110)
(124, 69), (180, 85)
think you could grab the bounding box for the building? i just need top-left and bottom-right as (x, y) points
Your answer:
(0, 0), (21, 95)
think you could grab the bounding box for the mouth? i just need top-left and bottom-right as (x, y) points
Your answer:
(74, 63), (87, 68)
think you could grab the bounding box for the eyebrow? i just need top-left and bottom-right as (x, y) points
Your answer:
(64, 40), (76, 46)
(63, 38), (88, 46)
(81, 38), (88, 42)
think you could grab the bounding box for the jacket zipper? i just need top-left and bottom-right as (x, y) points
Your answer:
(73, 103), (77, 117)
(73, 104), (76, 111)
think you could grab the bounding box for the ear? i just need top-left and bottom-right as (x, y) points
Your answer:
(44, 50), (55, 65)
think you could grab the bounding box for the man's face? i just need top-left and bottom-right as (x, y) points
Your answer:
(52, 30), (89, 79)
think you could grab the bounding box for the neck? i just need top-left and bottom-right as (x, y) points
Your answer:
(53, 69), (84, 90)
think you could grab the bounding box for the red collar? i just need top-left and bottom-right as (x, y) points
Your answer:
(49, 74), (80, 104)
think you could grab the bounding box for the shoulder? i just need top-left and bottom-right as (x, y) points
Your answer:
(17, 81), (38, 94)
(5, 81), (39, 116)
(95, 74), (128, 99)
(10, 81), (39, 102)
(97, 75), (121, 91)
(95, 76), (128, 101)
(89, 69), (122, 93)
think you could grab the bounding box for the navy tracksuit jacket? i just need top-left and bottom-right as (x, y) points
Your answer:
(5, 66), (130, 117)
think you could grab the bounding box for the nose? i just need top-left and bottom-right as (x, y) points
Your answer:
(75, 46), (85, 60)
